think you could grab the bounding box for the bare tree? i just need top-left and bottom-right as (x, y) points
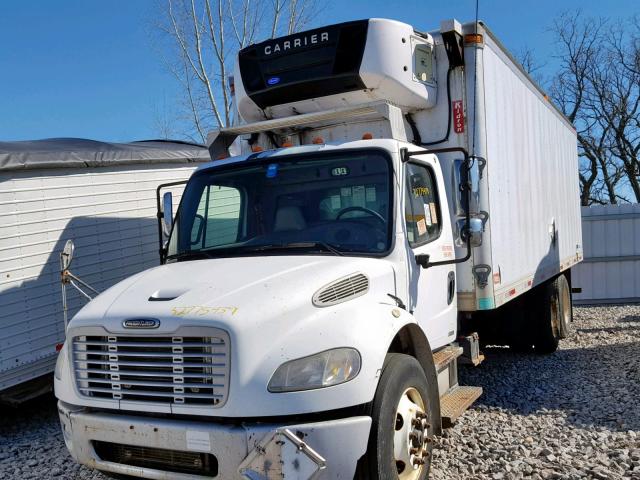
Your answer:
(515, 46), (547, 85)
(547, 12), (611, 205)
(154, 0), (320, 142)
(546, 11), (640, 205)
(591, 19), (640, 202)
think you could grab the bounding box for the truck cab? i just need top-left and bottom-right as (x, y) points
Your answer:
(55, 17), (580, 480)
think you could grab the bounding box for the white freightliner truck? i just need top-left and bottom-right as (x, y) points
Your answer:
(55, 18), (582, 480)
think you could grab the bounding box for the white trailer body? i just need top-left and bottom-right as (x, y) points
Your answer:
(414, 22), (583, 311)
(55, 19), (582, 480)
(0, 139), (209, 399)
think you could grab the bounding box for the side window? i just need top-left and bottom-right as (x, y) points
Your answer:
(405, 163), (441, 247)
(192, 186), (242, 248)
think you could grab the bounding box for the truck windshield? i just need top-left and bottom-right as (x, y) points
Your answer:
(166, 150), (392, 260)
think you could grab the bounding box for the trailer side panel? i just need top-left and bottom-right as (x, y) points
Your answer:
(481, 34), (582, 308)
(0, 164), (194, 391)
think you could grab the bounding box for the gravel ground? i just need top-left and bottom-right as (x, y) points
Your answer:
(1, 304), (638, 480)
(432, 304), (640, 480)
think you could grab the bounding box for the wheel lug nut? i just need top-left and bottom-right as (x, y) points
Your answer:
(410, 447), (420, 455)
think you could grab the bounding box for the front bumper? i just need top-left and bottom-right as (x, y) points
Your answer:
(58, 401), (371, 479)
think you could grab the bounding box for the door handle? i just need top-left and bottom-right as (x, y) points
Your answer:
(447, 271), (455, 305)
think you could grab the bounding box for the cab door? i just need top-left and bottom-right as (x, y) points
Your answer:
(404, 155), (457, 349)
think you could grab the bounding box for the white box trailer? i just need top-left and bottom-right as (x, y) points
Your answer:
(0, 139), (209, 402)
(55, 19), (581, 480)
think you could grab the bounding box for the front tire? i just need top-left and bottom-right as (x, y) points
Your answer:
(357, 354), (434, 480)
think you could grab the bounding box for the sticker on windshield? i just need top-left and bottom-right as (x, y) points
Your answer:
(331, 195), (341, 210)
(352, 185), (365, 207)
(331, 166), (349, 176)
(366, 187), (377, 202)
(266, 163), (278, 178)
(341, 187), (352, 197)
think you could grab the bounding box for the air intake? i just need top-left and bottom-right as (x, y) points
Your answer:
(313, 273), (369, 307)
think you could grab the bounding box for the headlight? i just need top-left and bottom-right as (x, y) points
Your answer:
(55, 343), (68, 381)
(268, 348), (361, 393)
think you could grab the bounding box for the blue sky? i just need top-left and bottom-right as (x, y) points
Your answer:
(0, 0), (637, 143)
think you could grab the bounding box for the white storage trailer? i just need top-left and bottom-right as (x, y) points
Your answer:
(55, 19), (581, 479)
(0, 139), (209, 402)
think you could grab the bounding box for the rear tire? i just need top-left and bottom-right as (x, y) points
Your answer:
(556, 274), (572, 339)
(534, 274), (571, 353)
(356, 354), (434, 480)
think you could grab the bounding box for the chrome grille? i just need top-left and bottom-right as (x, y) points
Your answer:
(72, 333), (229, 406)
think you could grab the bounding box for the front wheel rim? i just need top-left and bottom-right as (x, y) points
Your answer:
(393, 387), (431, 479)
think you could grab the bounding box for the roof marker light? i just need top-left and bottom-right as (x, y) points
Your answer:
(464, 33), (484, 45)
(312, 136), (324, 144)
(362, 132), (373, 140)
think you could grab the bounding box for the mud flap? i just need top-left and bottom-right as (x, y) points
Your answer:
(239, 428), (327, 480)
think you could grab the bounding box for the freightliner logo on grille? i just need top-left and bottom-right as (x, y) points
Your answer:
(122, 318), (160, 329)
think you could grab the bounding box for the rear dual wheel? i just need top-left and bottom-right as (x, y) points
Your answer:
(357, 354), (434, 480)
(534, 274), (572, 353)
(508, 273), (572, 353)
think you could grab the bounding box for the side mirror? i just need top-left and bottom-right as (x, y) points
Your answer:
(61, 240), (75, 270)
(162, 192), (173, 237)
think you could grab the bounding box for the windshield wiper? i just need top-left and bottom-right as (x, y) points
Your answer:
(240, 241), (344, 256)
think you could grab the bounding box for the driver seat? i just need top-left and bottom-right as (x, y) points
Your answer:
(274, 206), (306, 231)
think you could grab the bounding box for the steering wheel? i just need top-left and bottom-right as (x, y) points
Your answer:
(336, 206), (385, 224)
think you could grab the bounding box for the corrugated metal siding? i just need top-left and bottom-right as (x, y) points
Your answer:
(482, 39), (582, 300)
(0, 163), (196, 389)
(573, 204), (640, 304)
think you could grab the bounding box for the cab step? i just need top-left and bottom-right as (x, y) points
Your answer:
(440, 385), (483, 428)
(433, 345), (463, 371)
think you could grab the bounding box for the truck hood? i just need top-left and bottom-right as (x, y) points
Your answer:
(60, 254), (408, 416)
(70, 255), (396, 335)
